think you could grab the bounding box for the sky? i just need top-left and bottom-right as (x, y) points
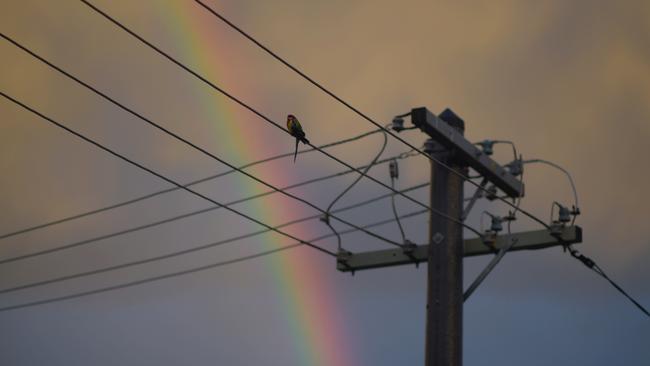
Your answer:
(1, 0), (649, 365)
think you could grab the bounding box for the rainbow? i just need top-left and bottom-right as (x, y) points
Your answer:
(155, 3), (353, 365)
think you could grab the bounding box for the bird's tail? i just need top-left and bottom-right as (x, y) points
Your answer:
(293, 138), (299, 163)
(300, 137), (310, 144)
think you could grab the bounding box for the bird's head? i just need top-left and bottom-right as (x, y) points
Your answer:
(287, 114), (296, 123)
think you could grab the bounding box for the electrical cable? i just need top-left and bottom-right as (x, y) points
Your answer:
(0, 127), (382, 241)
(1, 91), (336, 258)
(322, 129), (388, 250)
(0, 209), (428, 312)
(389, 166), (407, 243)
(566, 245), (649, 318)
(75, 3), (483, 238)
(0, 32), (403, 250)
(168, 3), (646, 318)
(190, 0), (551, 231)
(523, 158), (579, 224)
(0, 150), (421, 265)
(0, 187), (428, 295)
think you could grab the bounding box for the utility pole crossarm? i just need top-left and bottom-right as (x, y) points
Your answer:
(410, 107), (524, 198)
(336, 226), (582, 272)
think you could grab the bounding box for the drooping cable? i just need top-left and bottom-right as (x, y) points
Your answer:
(128, 3), (645, 317)
(0, 185), (429, 295)
(523, 158), (579, 224)
(0, 209), (428, 312)
(190, 0), (551, 231)
(0, 127), (382, 241)
(322, 129), (388, 250)
(75, 2), (484, 238)
(0, 147), (419, 265)
(0, 32), (402, 250)
(389, 159), (407, 243)
(1, 91), (335, 257)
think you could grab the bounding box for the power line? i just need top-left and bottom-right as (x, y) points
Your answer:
(322, 130), (388, 250)
(390, 168), (407, 243)
(0, 186), (427, 295)
(0, 128), (383, 241)
(0, 209), (428, 312)
(1, 91), (335, 257)
(190, 0), (552, 231)
(76, 1), (482, 238)
(524, 158), (579, 225)
(193, 0), (650, 325)
(0, 151), (420, 265)
(0, 32), (402, 250)
(566, 245), (649, 318)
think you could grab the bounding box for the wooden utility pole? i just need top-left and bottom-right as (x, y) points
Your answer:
(336, 107), (582, 366)
(424, 111), (465, 366)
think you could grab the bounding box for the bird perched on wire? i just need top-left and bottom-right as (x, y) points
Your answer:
(286, 114), (310, 162)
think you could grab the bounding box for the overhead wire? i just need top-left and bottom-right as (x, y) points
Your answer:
(0, 209), (428, 312)
(4, 2), (642, 319)
(0, 127), (383, 241)
(0, 185), (428, 295)
(566, 244), (649, 318)
(389, 160), (407, 243)
(524, 158), (579, 224)
(77, 0), (483, 239)
(190, 0), (551, 231)
(1, 91), (335, 258)
(0, 32), (403, 250)
(322, 128), (388, 250)
(0, 149), (420, 265)
(134, 0), (645, 318)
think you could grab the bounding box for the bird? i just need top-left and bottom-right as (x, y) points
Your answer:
(286, 114), (310, 162)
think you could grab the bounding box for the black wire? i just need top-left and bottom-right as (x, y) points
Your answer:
(191, 0), (551, 232)
(184, 4), (649, 319)
(0, 32), (402, 250)
(0, 92), (335, 258)
(390, 177), (406, 243)
(0, 209), (428, 312)
(0, 149), (419, 265)
(77, 1), (483, 239)
(567, 245), (649, 318)
(0, 183), (427, 295)
(0, 128), (382, 241)
(323, 129), (388, 250)
(326, 130), (387, 213)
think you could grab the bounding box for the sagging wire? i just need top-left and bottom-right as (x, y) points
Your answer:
(524, 159), (580, 225)
(0, 150), (423, 266)
(0, 128), (384, 241)
(389, 159), (407, 243)
(0, 208), (429, 313)
(321, 128), (388, 252)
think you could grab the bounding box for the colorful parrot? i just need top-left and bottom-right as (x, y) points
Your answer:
(286, 114), (310, 162)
